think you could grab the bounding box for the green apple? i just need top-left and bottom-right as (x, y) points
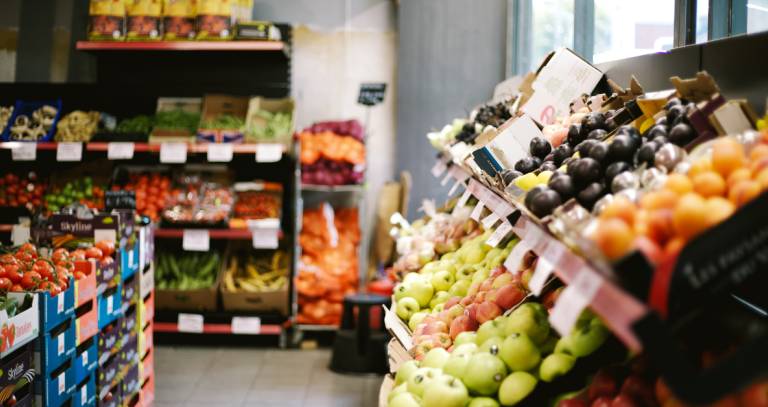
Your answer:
(463, 353), (507, 396)
(422, 261), (438, 275)
(499, 332), (541, 372)
(537, 335), (559, 355)
(409, 280), (435, 308)
(472, 268), (490, 284)
(453, 331), (478, 347)
(397, 297), (421, 321)
(518, 302), (548, 318)
(476, 320), (505, 346)
(554, 336), (574, 355)
(441, 252), (454, 261)
(394, 282), (412, 302)
(421, 348), (451, 369)
(409, 311), (430, 331)
(418, 273), (434, 282)
(436, 259), (457, 276)
(403, 273), (420, 283)
(478, 337), (504, 356)
(456, 265), (475, 281)
(571, 324), (609, 357)
(390, 392), (423, 407)
(468, 397), (500, 407)
(429, 291), (451, 309)
(465, 248), (485, 265)
(432, 303), (445, 314)
(430, 271), (456, 292)
(388, 382), (409, 403)
(506, 237), (521, 249)
(395, 360), (422, 386)
(407, 367), (442, 397)
(451, 343), (478, 359)
(448, 280), (471, 297)
(539, 353), (576, 382)
(489, 256), (505, 270)
(442, 355), (470, 381)
(505, 305), (550, 344)
(493, 315), (509, 331)
(423, 374), (469, 407)
(484, 248), (501, 262)
(498, 371), (537, 406)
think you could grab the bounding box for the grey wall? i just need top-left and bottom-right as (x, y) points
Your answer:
(396, 0), (508, 220)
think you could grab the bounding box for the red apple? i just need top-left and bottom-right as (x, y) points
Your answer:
(414, 339), (439, 357)
(421, 321), (448, 336)
(444, 296), (462, 311)
(518, 252), (537, 271)
(521, 267), (534, 291)
(447, 345), (454, 353)
(474, 291), (487, 304)
(449, 315), (480, 340)
(460, 296), (476, 307)
(421, 314), (438, 326)
(412, 323), (427, 337)
(447, 304), (465, 319)
(412, 335), (432, 346)
(557, 400), (589, 407)
(436, 310), (455, 327)
(489, 266), (507, 278)
(610, 394), (639, 407)
(589, 366), (629, 400)
(480, 278), (496, 292)
(464, 304), (479, 321)
(486, 288), (499, 302)
(619, 375), (657, 407)
(476, 301), (503, 324)
(467, 283), (481, 296)
(742, 380), (768, 407)
(509, 268), (524, 285)
(496, 283), (527, 310)
(430, 333), (452, 349)
(591, 397), (612, 407)
(492, 273), (513, 289)
(542, 286), (564, 309)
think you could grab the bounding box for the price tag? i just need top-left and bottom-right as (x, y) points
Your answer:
(440, 173), (452, 187)
(183, 230), (210, 251)
(431, 160), (448, 177)
(246, 218), (280, 230)
(58, 372), (66, 394)
(57, 142), (83, 161)
(530, 240), (565, 295)
(11, 143), (36, 161)
(448, 180), (464, 197)
(252, 229), (279, 249)
(504, 238), (533, 271)
(256, 143), (282, 163)
(549, 268), (603, 336)
(481, 212), (500, 229)
(58, 334), (65, 355)
(107, 296), (113, 315)
(159, 142), (187, 163)
(232, 317), (261, 334)
(470, 201), (485, 221)
(12, 225), (30, 246)
(453, 189), (472, 214)
(107, 142), (135, 160)
(207, 143), (233, 162)
(57, 292), (64, 313)
(178, 313), (204, 333)
(81, 387), (88, 405)
(485, 222), (513, 248)
(82, 349), (88, 366)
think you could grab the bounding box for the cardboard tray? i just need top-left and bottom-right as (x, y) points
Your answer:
(138, 347), (153, 384)
(74, 261), (98, 307)
(139, 292), (154, 330)
(97, 284), (123, 330)
(219, 241), (290, 316)
(0, 293), (40, 359)
(75, 337), (98, 385)
(76, 298), (99, 347)
(378, 375), (395, 407)
(243, 96), (296, 149)
(120, 365), (140, 404)
(154, 246), (225, 313)
(139, 372), (154, 407)
(121, 274), (138, 313)
(138, 321), (152, 360)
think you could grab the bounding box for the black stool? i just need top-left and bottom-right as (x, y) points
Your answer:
(329, 293), (390, 376)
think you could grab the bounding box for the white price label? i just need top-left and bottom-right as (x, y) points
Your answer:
(453, 189), (472, 214)
(159, 142), (187, 163)
(448, 180), (464, 197)
(206, 143), (233, 162)
(58, 334), (65, 355)
(58, 372), (66, 394)
(82, 349), (88, 366)
(107, 142), (135, 160)
(549, 268), (603, 336)
(246, 218), (280, 230)
(182, 230), (210, 251)
(231, 317), (261, 334)
(481, 212), (500, 229)
(440, 173), (452, 187)
(178, 313), (204, 333)
(81, 387), (88, 405)
(57, 142), (83, 162)
(107, 296), (113, 314)
(256, 143), (283, 163)
(470, 201), (485, 221)
(485, 222), (513, 248)
(12, 225), (30, 246)
(252, 229), (279, 249)
(11, 143), (36, 161)
(431, 160), (448, 177)
(530, 240), (565, 295)
(57, 292), (64, 313)
(504, 239), (533, 271)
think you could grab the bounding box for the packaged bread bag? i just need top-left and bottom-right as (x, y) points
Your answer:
(88, 0), (126, 41)
(127, 0), (163, 41)
(164, 0), (196, 40)
(196, 0), (233, 40)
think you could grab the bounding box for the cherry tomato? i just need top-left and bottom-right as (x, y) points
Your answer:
(53, 248), (69, 258)
(0, 278), (11, 291)
(70, 250), (86, 260)
(5, 265), (22, 284)
(85, 247), (103, 259)
(34, 259), (52, 274)
(101, 256), (114, 265)
(37, 281), (58, 297)
(19, 243), (36, 253)
(103, 392), (112, 402)
(21, 271), (42, 289)
(95, 239), (115, 256)
(13, 251), (35, 262)
(10, 284), (23, 292)
(73, 271), (86, 281)
(0, 267), (6, 279)
(5, 395), (16, 407)
(56, 273), (69, 288)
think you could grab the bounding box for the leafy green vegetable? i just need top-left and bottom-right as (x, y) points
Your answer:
(199, 114), (245, 130)
(244, 110), (292, 140)
(115, 115), (154, 134)
(154, 111), (201, 135)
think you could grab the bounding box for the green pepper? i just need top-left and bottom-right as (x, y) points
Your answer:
(0, 297), (18, 318)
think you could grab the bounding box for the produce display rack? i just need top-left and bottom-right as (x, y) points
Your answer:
(153, 311), (289, 346)
(0, 142), (288, 154)
(76, 41), (285, 52)
(153, 229), (284, 239)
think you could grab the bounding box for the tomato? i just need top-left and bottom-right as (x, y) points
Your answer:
(73, 271), (86, 281)
(51, 252), (68, 264)
(0, 267), (6, 279)
(55, 259), (74, 271)
(5, 395), (17, 407)
(56, 273), (69, 288)
(0, 278), (11, 291)
(19, 243), (36, 253)
(71, 250), (86, 260)
(100, 256), (114, 265)
(21, 271), (42, 289)
(38, 281), (58, 297)
(5, 265), (22, 284)
(85, 247), (103, 259)
(34, 259), (53, 274)
(103, 392), (112, 402)
(10, 284), (23, 292)
(13, 251), (35, 262)
(95, 239), (115, 256)
(53, 248), (69, 258)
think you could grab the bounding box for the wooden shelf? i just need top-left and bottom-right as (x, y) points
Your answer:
(76, 41), (284, 51)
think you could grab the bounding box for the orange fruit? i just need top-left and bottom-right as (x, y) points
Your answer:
(705, 197), (735, 227)
(728, 180), (761, 207)
(689, 156), (714, 179)
(750, 144), (768, 161)
(664, 173), (694, 196)
(692, 171), (726, 198)
(712, 139), (746, 178)
(600, 196), (637, 226)
(726, 168), (752, 190)
(596, 218), (634, 260)
(640, 189), (679, 210)
(672, 193), (709, 240)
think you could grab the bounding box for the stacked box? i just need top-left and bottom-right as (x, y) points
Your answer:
(0, 343), (36, 407)
(75, 372), (96, 407)
(33, 355), (76, 407)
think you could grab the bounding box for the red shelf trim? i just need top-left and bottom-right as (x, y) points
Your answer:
(153, 322), (282, 335)
(76, 41), (284, 51)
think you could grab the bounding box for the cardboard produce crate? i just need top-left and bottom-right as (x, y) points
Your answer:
(154, 243), (226, 312)
(243, 96), (295, 149)
(220, 241), (290, 316)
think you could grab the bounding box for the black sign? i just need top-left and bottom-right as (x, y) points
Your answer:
(358, 83), (387, 106)
(104, 190), (136, 211)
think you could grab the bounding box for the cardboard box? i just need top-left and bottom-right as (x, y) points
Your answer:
(96, 324), (121, 368)
(76, 299), (99, 347)
(387, 338), (411, 374)
(522, 48), (603, 126)
(96, 381), (119, 407)
(97, 284), (122, 331)
(0, 293), (40, 358)
(234, 21), (281, 40)
(711, 100), (760, 135)
(9, 386), (33, 407)
(50, 214), (121, 249)
(119, 244), (139, 281)
(378, 375), (395, 407)
(196, 94), (248, 144)
(220, 241), (289, 315)
(137, 224), (155, 278)
(96, 354), (120, 396)
(243, 97), (296, 148)
(155, 243), (223, 312)
(151, 98), (202, 141)
(74, 261), (98, 307)
(121, 275), (138, 312)
(138, 321), (153, 360)
(76, 337), (98, 385)
(111, 210), (136, 250)
(75, 373), (96, 407)
(471, 114), (543, 175)
(120, 365), (140, 403)
(0, 342), (34, 404)
(139, 373), (154, 407)
(138, 348), (153, 383)
(120, 306), (137, 339)
(138, 261), (154, 303)
(139, 292), (154, 330)
(34, 356), (76, 407)
(34, 317), (76, 374)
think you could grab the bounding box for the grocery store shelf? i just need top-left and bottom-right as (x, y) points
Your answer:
(0, 225), (14, 232)
(154, 228), (284, 239)
(301, 184), (363, 192)
(76, 41), (284, 51)
(154, 322), (283, 335)
(0, 142), (288, 154)
(295, 324), (339, 331)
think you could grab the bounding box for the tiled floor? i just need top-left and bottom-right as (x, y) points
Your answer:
(153, 345), (382, 407)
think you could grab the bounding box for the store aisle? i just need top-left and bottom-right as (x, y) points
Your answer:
(153, 345), (382, 407)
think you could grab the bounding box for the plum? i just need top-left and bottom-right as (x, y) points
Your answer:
(608, 135), (638, 164)
(577, 182), (606, 211)
(514, 159), (526, 173)
(582, 112), (607, 133)
(588, 142), (610, 167)
(604, 161), (632, 188)
(562, 157), (576, 168)
(543, 153), (554, 163)
(531, 156), (543, 169)
(529, 188), (562, 218)
(668, 123), (696, 146)
(574, 139), (598, 158)
(501, 169), (523, 185)
(645, 125), (668, 141)
(605, 118), (617, 131)
(530, 137), (553, 158)
(553, 144), (573, 167)
(616, 126), (641, 146)
(663, 98), (681, 111)
(566, 158), (580, 177)
(604, 110), (615, 119)
(524, 185), (549, 208)
(567, 123), (587, 146)
(655, 116), (668, 129)
(588, 129), (608, 140)
(571, 157), (603, 189)
(518, 157), (538, 174)
(539, 162), (558, 172)
(653, 136), (669, 146)
(666, 104), (685, 125)
(548, 173), (576, 202)
(637, 141), (660, 167)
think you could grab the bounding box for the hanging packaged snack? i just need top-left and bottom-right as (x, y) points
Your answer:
(126, 0), (163, 41)
(196, 0), (233, 41)
(88, 0), (126, 41)
(163, 0), (196, 41)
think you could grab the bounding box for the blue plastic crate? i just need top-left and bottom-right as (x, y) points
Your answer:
(1, 100), (62, 142)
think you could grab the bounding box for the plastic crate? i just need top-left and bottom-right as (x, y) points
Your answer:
(1, 100), (62, 142)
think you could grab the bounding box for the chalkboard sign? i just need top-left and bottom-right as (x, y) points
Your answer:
(358, 83), (387, 106)
(105, 190), (136, 211)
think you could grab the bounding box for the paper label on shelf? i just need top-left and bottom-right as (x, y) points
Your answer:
(11, 143), (36, 161)
(256, 143), (282, 162)
(57, 142), (83, 161)
(160, 142), (187, 163)
(448, 180), (464, 196)
(453, 189), (472, 214)
(504, 238), (533, 271)
(58, 373), (66, 394)
(481, 213), (500, 229)
(246, 218), (280, 230)
(183, 230), (210, 251)
(431, 160), (448, 177)
(470, 201), (485, 221)
(108, 142), (135, 160)
(232, 317), (261, 334)
(440, 173), (452, 187)
(57, 292), (64, 313)
(486, 222), (513, 248)
(81, 387), (87, 405)
(549, 268), (602, 336)
(82, 350), (88, 366)
(178, 313), (204, 333)
(107, 296), (113, 315)
(207, 143), (233, 162)
(58, 334), (65, 355)
(11, 225), (30, 246)
(252, 229), (279, 249)
(531, 240), (565, 295)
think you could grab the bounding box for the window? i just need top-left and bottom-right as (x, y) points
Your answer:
(592, 0), (675, 64)
(531, 0), (574, 72)
(696, 0), (709, 43)
(747, 0), (768, 33)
